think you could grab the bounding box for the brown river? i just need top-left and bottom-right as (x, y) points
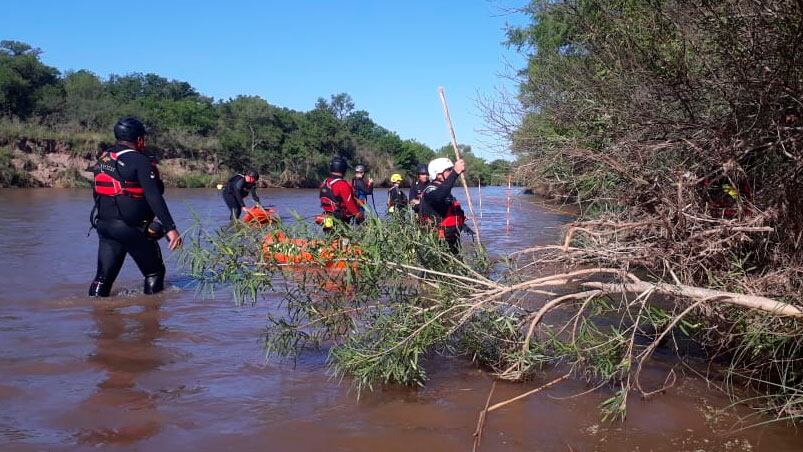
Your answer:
(1, 188), (801, 451)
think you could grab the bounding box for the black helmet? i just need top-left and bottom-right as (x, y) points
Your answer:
(355, 164), (366, 173)
(247, 169), (259, 181)
(416, 163), (428, 175)
(330, 156), (348, 174)
(114, 116), (146, 142)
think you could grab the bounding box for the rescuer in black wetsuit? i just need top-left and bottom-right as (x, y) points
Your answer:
(408, 163), (430, 213)
(420, 157), (467, 255)
(89, 117), (182, 297)
(387, 173), (408, 215)
(222, 170), (261, 220)
(351, 164), (373, 213)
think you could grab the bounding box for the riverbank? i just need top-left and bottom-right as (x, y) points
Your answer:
(0, 141), (223, 189)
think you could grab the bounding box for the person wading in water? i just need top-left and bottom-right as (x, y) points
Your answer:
(319, 156), (363, 233)
(89, 117), (182, 297)
(351, 164), (373, 214)
(419, 157), (466, 255)
(387, 173), (408, 215)
(222, 169), (261, 220)
(408, 163), (430, 214)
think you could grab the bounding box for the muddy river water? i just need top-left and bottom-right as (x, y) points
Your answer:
(1, 188), (801, 451)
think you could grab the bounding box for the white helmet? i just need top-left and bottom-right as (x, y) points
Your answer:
(428, 157), (454, 180)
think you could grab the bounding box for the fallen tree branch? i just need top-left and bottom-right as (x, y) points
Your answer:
(581, 280), (803, 317)
(472, 380), (496, 452)
(521, 290), (604, 354)
(634, 299), (707, 397)
(487, 373), (571, 412)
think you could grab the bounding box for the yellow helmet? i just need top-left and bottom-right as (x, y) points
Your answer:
(390, 173), (403, 183)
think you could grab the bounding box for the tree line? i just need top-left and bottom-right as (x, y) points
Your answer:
(0, 40), (510, 187)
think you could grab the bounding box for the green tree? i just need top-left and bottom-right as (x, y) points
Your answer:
(328, 93), (355, 120)
(345, 110), (381, 141)
(0, 40), (60, 119)
(106, 72), (201, 102)
(217, 95), (285, 171)
(61, 70), (115, 129)
(401, 139), (435, 169)
(147, 98), (217, 135)
(305, 106), (355, 159)
(315, 93), (356, 120)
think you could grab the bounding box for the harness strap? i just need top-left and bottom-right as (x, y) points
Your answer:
(320, 177), (347, 218)
(110, 149), (136, 159)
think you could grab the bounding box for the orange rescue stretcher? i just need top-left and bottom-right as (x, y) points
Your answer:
(261, 231), (362, 270)
(242, 206), (278, 225)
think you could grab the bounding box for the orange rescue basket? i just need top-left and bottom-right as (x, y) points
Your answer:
(242, 206), (278, 225)
(262, 231), (362, 270)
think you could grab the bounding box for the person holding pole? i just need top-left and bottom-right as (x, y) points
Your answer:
(437, 87), (481, 245)
(420, 157), (466, 254)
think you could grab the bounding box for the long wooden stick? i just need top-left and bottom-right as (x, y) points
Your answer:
(472, 380), (496, 452)
(506, 174), (512, 231)
(438, 87), (482, 244)
(487, 373), (570, 412)
(478, 177), (483, 220)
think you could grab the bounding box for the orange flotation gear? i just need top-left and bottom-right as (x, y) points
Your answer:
(262, 231), (362, 270)
(242, 206), (278, 225)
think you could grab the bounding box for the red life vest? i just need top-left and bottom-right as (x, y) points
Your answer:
(92, 150), (145, 198)
(440, 200), (465, 228)
(420, 185), (465, 229)
(320, 177), (346, 218)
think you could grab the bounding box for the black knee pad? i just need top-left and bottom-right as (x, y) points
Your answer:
(144, 272), (165, 295)
(89, 280), (111, 297)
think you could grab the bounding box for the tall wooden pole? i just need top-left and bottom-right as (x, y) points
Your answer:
(506, 174), (512, 231)
(437, 87), (482, 245)
(478, 177), (483, 220)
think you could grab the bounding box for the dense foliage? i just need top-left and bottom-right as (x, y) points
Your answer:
(0, 40), (510, 186)
(502, 0), (803, 419)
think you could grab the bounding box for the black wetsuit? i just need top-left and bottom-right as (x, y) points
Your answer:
(90, 145), (176, 297)
(223, 174), (260, 219)
(351, 177), (373, 212)
(387, 185), (408, 214)
(420, 171), (461, 254)
(409, 179), (428, 212)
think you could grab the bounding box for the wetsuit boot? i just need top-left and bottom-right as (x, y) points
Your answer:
(143, 272), (165, 295)
(88, 280), (111, 297)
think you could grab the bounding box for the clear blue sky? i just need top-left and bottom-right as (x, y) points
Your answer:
(5, 1), (526, 160)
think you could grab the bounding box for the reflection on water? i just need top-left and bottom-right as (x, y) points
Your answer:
(74, 299), (166, 445)
(0, 188), (801, 450)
